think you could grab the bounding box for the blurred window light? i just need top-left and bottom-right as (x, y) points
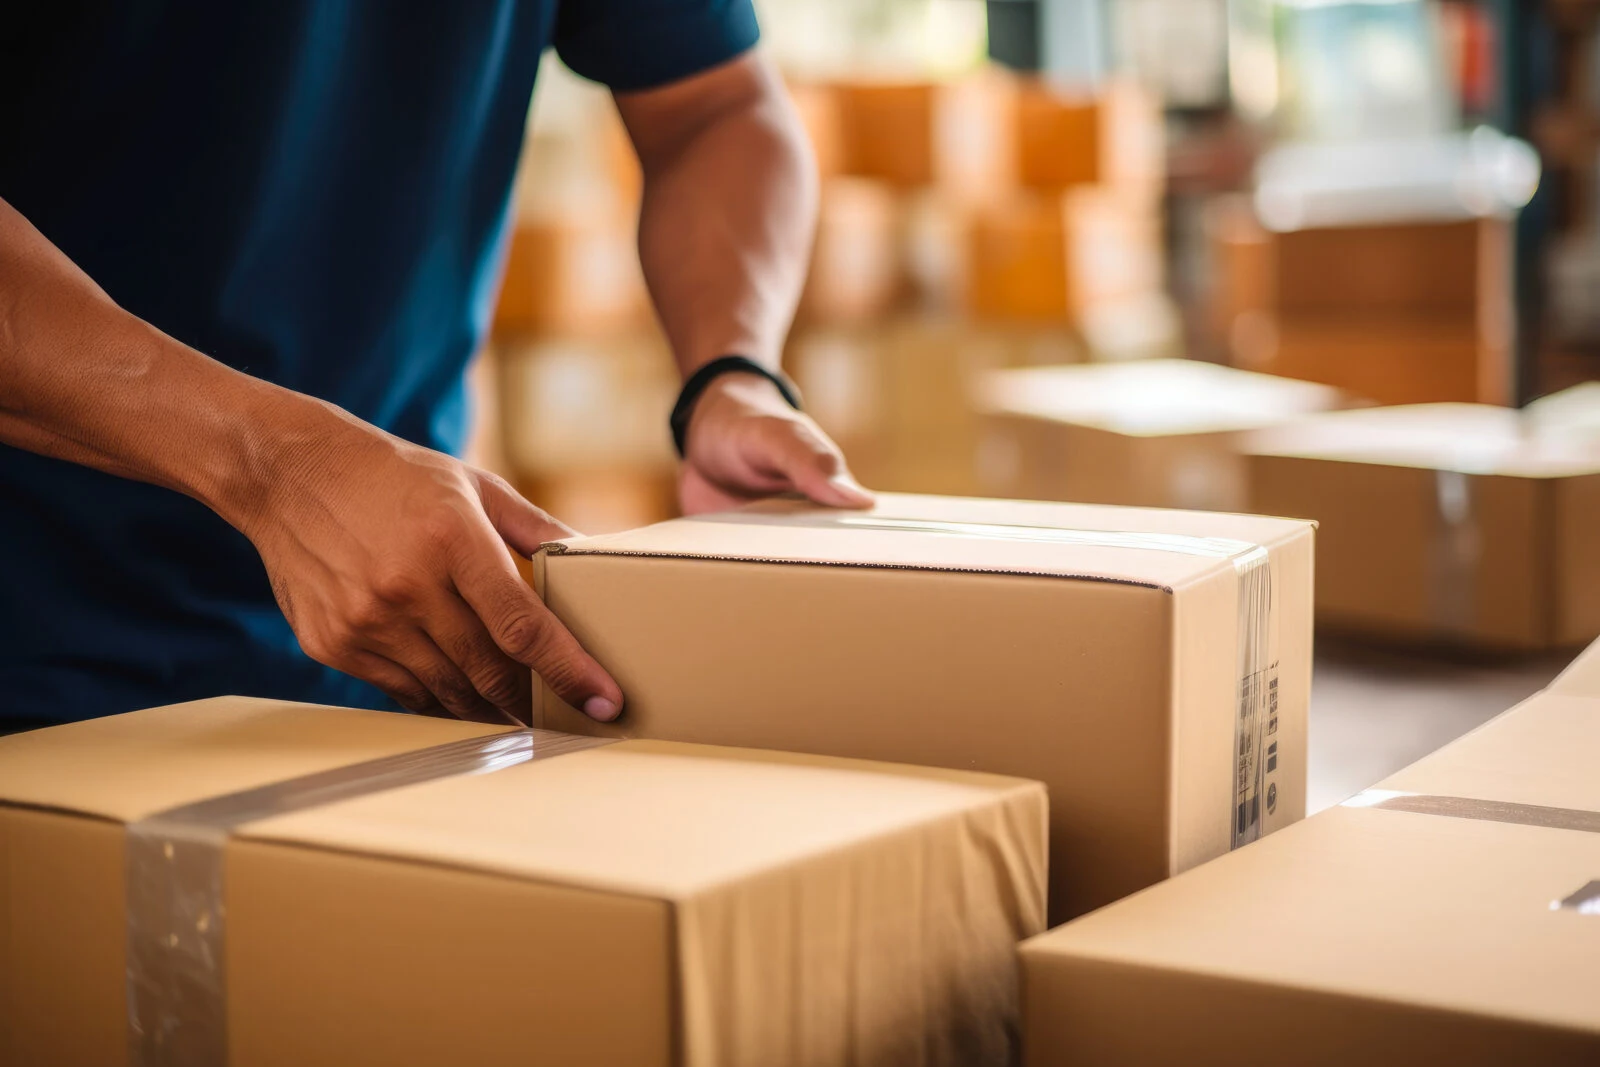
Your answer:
(755, 0), (989, 77)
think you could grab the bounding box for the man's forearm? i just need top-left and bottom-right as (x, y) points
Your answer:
(619, 52), (817, 377)
(0, 196), (342, 534)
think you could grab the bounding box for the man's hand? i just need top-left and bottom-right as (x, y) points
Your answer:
(239, 407), (624, 725)
(677, 372), (873, 515)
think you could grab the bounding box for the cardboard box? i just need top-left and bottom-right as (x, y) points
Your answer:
(786, 81), (845, 180)
(1246, 403), (1600, 650)
(1204, 194), (1272, 354)
(833, 74), (1017, 200)
(1014, 78), (1164, 194)
(1019, 689), (1600, 1067)
(1272, 217), (1509, 317)
(965, 188), (1163, 323)
(795, 178), (903, 326)
(492, 212), (648, 336)
(532, 493), (1315, 922)
(1247, 313), (1511, 406)
(0, 698), (1047, 1067)
(978, 359), (1345, 511)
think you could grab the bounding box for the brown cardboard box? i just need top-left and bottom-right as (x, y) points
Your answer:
(492, 212), (648, 336)
(1014, 78), (1164, 194)
(833, 74), (1017, 200)
(1248, 313), (1511, 406)
(0, 698), (1046, 1067)
(1272, 217), (1509, 317)
(1019, 689), (1600, 1067)
(531, 493), (1315, 922)
(1246, 403), (1600, 649)
(1204, 194), (1272, 354)
(795, 178), (903, 326)
(965, 188), (1163, 323)
(977, 359), (1345, 511)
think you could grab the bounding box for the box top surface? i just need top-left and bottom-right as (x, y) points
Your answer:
(0, 698), (1042, 902)
(1550, 638), (1600, 699)
(978, 359), (1344, 437)
(1243, 403), (1600, 477)
(1377, 690), (1600, 812)
(546, 493), (1313, 593)
(1023, 803), (1600, 1034)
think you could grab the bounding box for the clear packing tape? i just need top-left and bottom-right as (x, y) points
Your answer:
(690, 510), (1280, 850)
(125, 728), (616, 1067)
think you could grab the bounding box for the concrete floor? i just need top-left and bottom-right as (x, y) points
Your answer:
(1306, 637), (1572, 812)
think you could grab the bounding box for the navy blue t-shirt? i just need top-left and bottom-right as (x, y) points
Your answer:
(0, 2), (758, 723)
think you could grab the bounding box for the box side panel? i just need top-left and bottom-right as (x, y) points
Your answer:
(540, 555), (1173, 922)
(1555, 473), (1600, 648)
(1020, 952), (1599, 1067)
(1469, 475), (1545, 647)
(678, 784), (1047, 1067)
(0, 807), (126, 1067)
(1265, 523), (1313, 838)
(226, 841), (674, 1067)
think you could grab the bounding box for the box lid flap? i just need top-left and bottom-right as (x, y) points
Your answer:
(546, 493), (1311, 592)
(978, 359), (1344, 437)
(1243, 403), (1600, 477)
(0, 698), (511, 823)
(243, 739), (1046, 902)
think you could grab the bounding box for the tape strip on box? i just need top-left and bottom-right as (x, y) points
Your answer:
(126, 728), (616, 1067)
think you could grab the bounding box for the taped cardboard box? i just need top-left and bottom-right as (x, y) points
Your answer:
(0, 698), (1046, 1067)
(532, 493), (1314, 922)
(1246, 403), (1600, 650)
(1019, 689), (1600, 1067)
(977, 360), (1345, 511)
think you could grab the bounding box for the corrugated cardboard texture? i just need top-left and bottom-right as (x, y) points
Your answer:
(1247, 404), (1600, 649)
(534, 494), (1313, 922)
(0, 699), (1047, 1067)
(1019, 691), (1600, 1067)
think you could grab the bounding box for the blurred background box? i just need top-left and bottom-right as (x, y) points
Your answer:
(785, 80), (846, 179)
(964, 186), (1163, 323)
(1273, 217), (1506, 317)
(1020, 684), (1600, 1067)
(492, 211), (650, 336)
(1014, 77), (1164, 195)
(977, 360), (1345, 512)
(1252, 314), (1507, 407)
(1246, 402), (1600, 651)
(832, 73), (1018, 200)
(795, 178), (903, 326)
(787, 317), (1082, 497)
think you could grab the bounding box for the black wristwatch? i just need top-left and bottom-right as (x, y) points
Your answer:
(669, 355), (803, 458)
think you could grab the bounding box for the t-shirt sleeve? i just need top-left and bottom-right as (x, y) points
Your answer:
(553, 0), (760, 93)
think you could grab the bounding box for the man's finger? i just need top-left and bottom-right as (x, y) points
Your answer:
(759, 419), (875, 509)
(337, 648), (447, 718)
(372, 627), (517, 725)
(475, 472), (577, 558)
(451, 528), (625, 722)
(420, 592), (533, 722)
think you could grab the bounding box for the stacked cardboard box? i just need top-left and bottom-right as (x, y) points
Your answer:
(1221, 212), (1514, 406)
(531, 493), (1315, 923)
(977, 359), (1346, 511)
(1020, 667), (1600, 1066)
(0, 697), (1047, 1066)
(1245, 402), (1600, 650)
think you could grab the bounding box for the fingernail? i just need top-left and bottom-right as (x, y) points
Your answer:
(583, 696), (620, 722)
